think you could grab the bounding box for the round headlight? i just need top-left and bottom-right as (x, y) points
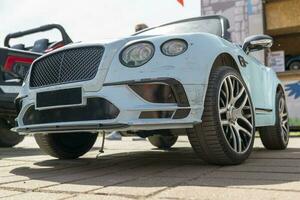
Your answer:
(120, 42), (155, 67)
(161, 39), (188, 56)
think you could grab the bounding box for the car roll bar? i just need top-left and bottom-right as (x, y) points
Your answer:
(4, 24), (73, 48)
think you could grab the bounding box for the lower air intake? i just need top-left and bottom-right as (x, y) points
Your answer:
(23, 98), (119, 125)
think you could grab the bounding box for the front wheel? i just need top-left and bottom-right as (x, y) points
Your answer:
(34, 132), (98, 159)
(188, 66), (255, 165)
(259, 90), (289, 150)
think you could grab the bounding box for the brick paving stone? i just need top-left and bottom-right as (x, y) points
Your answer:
(0, 164), (91, 185)
(234, 180), (300, 192)
(206, 170), (300, 181)
(67, 194), (134, 200)
(154, 186), (300, 200)
(245, 158), (300, 167)
(0, 162), (81, 179)
(42, 174), (135, 193)
(94, 177), (189, 197)
(3, 155), (54, 162)
(0, 175), (29, 185)
(220, 165), (300, 173)
(183, 177), (300, 192)
(0, 160), (27, 168)
(0, 189), (22, 198)
(250, 149), (300, 159)
(0, 166), (119, 190)
(151, 165), (218, 178)
(1, 179), (64, 190)
(40, 162), (175, 193)
(2, 191), (72, 200)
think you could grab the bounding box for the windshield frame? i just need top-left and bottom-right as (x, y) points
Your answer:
(133, 15), (230, 39)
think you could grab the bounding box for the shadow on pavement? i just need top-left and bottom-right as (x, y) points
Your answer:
(6, 146), (300, 190)
(0, 147), (99, 159)
(0, 147), (44, 157)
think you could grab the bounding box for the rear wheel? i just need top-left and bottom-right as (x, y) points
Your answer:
(259, 90), (289, 150)
(187, 66), (255, 165)
(148, 131), (178, 149)
(34, 132), (98, 159)
(0, 119), (24, 147)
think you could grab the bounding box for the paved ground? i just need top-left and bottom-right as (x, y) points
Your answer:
(1, 136), (300, 200)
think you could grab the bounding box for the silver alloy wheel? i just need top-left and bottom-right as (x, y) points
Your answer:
(279, 97), (289, 144)
(218, 75), (254, 153)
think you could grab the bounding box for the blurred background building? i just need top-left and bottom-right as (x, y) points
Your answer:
(202, 0), (263, 45)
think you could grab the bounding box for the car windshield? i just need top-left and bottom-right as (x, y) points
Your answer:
(136, 18), (222, 37)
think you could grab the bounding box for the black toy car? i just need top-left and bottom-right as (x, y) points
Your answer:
(0, 24), (72, 147)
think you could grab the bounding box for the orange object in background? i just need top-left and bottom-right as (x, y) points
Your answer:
(177, 0), (184, 6)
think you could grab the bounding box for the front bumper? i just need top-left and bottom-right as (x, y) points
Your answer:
(15, 78), (204, 134)
(14, 36), (213, 134)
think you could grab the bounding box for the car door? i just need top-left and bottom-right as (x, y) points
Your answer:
(248, 55), (270, 109)
(237, 51), (270, 111)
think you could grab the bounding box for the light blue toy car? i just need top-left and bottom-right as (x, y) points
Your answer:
(15, 15), (289, 165)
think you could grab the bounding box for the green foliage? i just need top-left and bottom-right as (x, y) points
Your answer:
(290, 132), (300, 137)
(289, 118), (300, 126)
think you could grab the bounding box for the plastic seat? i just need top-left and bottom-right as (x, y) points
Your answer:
(11, 44), (25, 50)
(31, 39), (49, 53)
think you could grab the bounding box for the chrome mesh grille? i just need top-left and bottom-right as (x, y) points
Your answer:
(29, 46), (104, 88)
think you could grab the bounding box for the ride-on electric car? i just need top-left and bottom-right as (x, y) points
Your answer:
(15, 15), (289, 165)
(0, 24), (72, 147)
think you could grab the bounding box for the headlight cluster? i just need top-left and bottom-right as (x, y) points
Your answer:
(120, 39), (188, 67)
(161, 39), (188, 56)
(120, 42), (154, 67)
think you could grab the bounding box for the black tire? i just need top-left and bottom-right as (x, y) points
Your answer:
(288, 61), (300, 71)
(187, 66), (255, 165)
(0, 119), (24, 148)
(34, 132), (98, 159)
(148, 131), (178, 149)
(259, 90), (289, 150)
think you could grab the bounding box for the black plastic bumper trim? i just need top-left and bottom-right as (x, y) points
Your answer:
(255, 108), (273, 113)
(103, 78), (190, 107)
(104, 78), (190, 119)
(16, 123), (129, 133)
(173, 109), (191, 119)
(23, 98), (120, 125)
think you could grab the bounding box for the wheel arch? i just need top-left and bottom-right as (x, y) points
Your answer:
(211, 53), (241, 74)
(275, 83), (286, 110)
(268, 83), (286, 126)
(276, 83), (285, 94)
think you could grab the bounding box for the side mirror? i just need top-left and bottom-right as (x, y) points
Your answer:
(242, 35), (273, 54)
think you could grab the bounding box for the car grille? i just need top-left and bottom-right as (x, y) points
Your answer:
(29, 46), (104, 88)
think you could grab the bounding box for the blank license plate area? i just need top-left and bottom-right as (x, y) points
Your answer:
(36, 88), (82, 108)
